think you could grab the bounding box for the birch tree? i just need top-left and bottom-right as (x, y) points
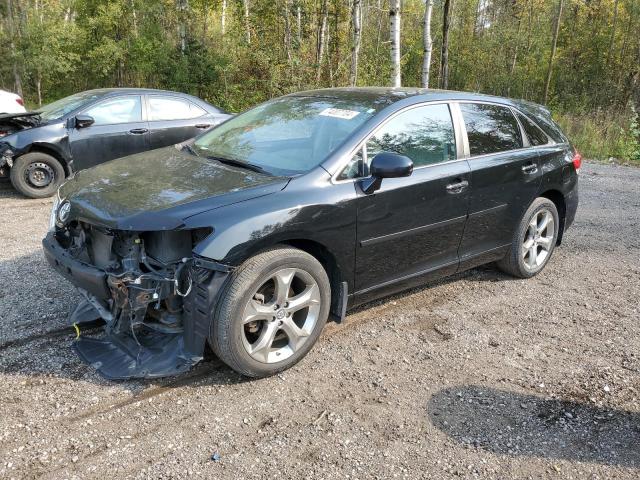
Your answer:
(221, 0), (226, 34)
(316, 0), (328, 82)
(243, 0), (251, 44)
(544, 0), (563, 103)
(440, 0), (452, 89)
(390, 0), (401, 87)
(350, 0), (362, 86)
(421, 0), (434, 88)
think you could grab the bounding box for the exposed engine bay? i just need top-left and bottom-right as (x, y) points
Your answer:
(0, 112), (40, 137)
(43, 220), (230, 379)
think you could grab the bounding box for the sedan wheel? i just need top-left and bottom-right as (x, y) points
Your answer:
(497, 197), (560, 278)
(242, 268), (321, 363)
(210, 246), (330, 378)
(521, 209), (555, 271)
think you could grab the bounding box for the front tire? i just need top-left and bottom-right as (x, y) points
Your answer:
(10, 152), (65, 199)
(497, 197), (559, 278)
(210, 246), (331, 378)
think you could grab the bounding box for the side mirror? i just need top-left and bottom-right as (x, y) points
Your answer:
(75, 115), (95, 129)
(360, 152), (413, 194)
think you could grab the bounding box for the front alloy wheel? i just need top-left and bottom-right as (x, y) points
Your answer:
(242, 268), (321, 363)
(210, 246), (330, 378)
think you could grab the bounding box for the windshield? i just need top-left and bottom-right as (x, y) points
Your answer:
(192, 96), (378, 175)
(38, 91), (106, 121)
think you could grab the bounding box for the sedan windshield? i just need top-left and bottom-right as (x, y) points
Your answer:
(38, 91), (106, 121)
(192, 96), (378, 176)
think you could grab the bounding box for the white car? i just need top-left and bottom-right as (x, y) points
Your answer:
(0, 89), (26, 114)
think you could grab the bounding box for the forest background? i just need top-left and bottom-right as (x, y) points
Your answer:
(2, 0), (639, 162)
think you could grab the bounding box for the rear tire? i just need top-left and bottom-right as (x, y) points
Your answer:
(497, 197), (559, 278)
(209, 246), (331, 378)
(10, 152), (65, 199)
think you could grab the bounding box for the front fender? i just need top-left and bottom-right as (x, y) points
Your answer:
(184, 170), (359, 289)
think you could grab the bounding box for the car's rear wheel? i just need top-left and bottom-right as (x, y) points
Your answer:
(209, 246), (330, 378)
(497, 197), (559, 278)
(10, 152), (65, 199)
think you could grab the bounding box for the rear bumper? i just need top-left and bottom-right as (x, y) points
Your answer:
(42, 232), (111, 299)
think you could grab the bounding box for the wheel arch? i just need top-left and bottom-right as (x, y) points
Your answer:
(24, 143), (71, 177)
(278, 238), (346, 321)
(538, 189), (566, 245)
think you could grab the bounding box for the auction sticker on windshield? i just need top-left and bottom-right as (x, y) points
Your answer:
(319, 108), (361, 120)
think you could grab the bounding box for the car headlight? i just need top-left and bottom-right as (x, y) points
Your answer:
(49, 192), (61, 231)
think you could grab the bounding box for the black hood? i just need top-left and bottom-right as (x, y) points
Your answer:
(59, 146), (289, 230)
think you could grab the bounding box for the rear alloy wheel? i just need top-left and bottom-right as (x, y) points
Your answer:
(497, 197), (559, 278)
(10, 152), (65, 198)
(210, 246), (330, 378)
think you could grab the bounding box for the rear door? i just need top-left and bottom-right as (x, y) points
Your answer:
(146, 95), (214, 149)
(352, 103), (470, 301)
(68, 95), (149, 170)
(456, 102), (542, 269)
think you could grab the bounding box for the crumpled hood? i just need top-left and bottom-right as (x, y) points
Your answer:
(59, 146), (289, 230)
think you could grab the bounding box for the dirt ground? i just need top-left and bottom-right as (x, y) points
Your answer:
(0, 161), (638, 480)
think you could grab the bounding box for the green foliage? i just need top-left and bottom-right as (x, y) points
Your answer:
(555, 107), (640, 165)
(1, 0), (638, 160)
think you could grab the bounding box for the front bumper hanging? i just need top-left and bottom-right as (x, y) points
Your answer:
(43, 231), (230, 380)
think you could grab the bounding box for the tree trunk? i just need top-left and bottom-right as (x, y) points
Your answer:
(605, 0), (619, 67)
(316, 0), (328, 82)
(284, 0), (292, 61)
(221, 0), (227, 34)
(177, 0), (189, 54)
(389, 0), (401, 87)
(440, 0), (452, 89)
(421, 0), (434, 88)
(6, 0), (23, 97)
(543, 0), (563, 104)
(243, 0), (251, 44)
(296, 3), (302, 45)
(349, 0), (362, 86)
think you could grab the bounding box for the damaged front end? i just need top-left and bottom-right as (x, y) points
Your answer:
(43, 220), (230, 380)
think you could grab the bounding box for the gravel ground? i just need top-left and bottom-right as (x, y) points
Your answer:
(0, 161), (638, 480)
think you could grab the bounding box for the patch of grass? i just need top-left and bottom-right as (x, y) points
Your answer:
(555, 107), (640, 165)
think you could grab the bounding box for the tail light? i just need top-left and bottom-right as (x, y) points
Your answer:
(572, 151), (582, 173)
(16, 97), (24, 106)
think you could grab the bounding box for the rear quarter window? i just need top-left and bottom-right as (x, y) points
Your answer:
(515, 111), (549, 146)
(460, 103), (523, 156)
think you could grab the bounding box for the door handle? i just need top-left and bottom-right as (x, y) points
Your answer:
(522, 163), (538, 174)
(446, 179), (469, 193)
(195, 124), (211, 129)
(129, 128), (148, 134)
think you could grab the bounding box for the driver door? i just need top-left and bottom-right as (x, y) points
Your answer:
(68, 95), (149, 170)
(352, 103), (471, 302)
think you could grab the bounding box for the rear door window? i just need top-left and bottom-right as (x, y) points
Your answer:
(148, 96), (206, 121)
(515, 111), (550, 146)
(460, 103), (523, 156)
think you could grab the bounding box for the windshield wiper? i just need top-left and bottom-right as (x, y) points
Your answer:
(205, 155), (271, 175)
(182, 143), (199, 157)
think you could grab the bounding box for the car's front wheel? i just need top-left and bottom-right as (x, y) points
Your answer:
(497, 197), (559, 278)
(10, 152), (65, 198)
(210, 246), (331, 378)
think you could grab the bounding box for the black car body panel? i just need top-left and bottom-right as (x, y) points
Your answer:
(43, 87), (580, 379)
(0, 88), (230, 179)
(59, 146), (290, 231)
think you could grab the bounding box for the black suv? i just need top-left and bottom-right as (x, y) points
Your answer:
(43, 87), (579, 380)
(0, 88), (229, 198)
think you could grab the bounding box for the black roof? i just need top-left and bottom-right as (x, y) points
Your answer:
(289, 86), (545, 111)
